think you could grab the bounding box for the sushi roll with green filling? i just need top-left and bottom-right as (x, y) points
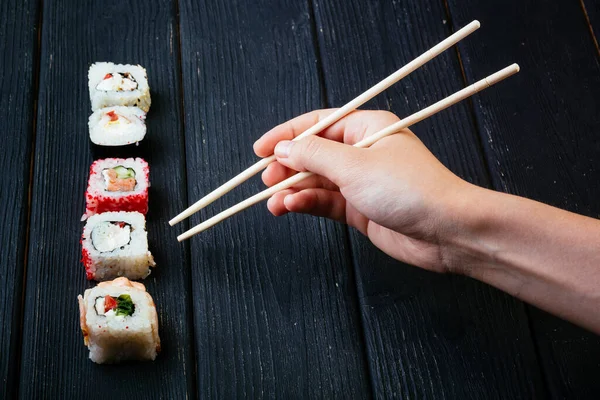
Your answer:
(83, 157), (149, 219)
(78, 277), (160, 363)
(88, 62), (151, 112)
(82, 211), (155, 281)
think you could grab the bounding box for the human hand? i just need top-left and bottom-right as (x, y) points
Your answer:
(254, 109), (474, 273)
(256, 109), (600, 333)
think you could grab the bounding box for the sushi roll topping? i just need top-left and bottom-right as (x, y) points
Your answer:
(102, 166), (136, 192)
(91, 221), (132, 252)
(96, 72), (138, 92)
(94, 294), (135, 317)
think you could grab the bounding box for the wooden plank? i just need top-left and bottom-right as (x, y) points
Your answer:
(18, 0), (195, 397)
(312, 0), (546, 397)
(582, 0), (600, 54)
(445, 0), (600, 398)
(0, 0), (39, 397)
(178, 0), (371, 397)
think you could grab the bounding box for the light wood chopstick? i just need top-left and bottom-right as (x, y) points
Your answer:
(177, 64), (520, 241)
(169, 20), (481, 226)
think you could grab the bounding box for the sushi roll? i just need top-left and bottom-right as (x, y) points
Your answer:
(82, 211), (156, 281)
(78, 277), (160, 364)
(88, 106), (147, 146)
(83, 158), (149, 220)
(88, 62), (151, 112)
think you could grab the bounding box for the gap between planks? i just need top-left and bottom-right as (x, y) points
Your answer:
(306, 0), (376, 396)
(441, 1), (550, 397)
(16, 0), (45, 398)
(173, 0), (199, 396)
(441, 0), (495, 187)
(578, 0), (600, 57)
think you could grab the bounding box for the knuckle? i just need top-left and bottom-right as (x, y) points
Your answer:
(282, 121), (296, 140)
(309, 110), (322, 125)
(377, 110), (400, 122)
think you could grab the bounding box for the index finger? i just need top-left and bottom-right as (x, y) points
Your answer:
(253, 109), (401, 157)
(253, 109), (338, 157)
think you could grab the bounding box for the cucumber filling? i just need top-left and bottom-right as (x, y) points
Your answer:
(102, 166), (137, 192)
(94, 294), (135, 317)
(110, 166), (135, 179)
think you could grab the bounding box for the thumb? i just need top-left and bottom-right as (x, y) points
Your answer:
(274, 135), (365, 186)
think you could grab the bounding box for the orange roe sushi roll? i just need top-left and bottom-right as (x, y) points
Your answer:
(83, 158), (149, 220)
(78, 277), (160, 363)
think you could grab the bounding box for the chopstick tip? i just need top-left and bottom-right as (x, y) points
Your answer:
(169, 213), (188, 226)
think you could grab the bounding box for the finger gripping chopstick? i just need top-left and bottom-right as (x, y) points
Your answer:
(177, 64), (520, 241)
(169, 20), (481, 226)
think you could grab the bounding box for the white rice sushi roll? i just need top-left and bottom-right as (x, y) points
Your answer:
(89, 62), (151, 112)
(82, 211), (156, 281)
(78, 277), (161, 364)
(88, 106), (147, 146)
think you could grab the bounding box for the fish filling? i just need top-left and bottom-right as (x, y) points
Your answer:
(96, 72), (138, 91)
(102, 166), (136, 192)
(91, 221), (132, 252)
(94, 294), (135, 317)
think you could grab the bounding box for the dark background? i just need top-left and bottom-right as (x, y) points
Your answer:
(1, 0), (599, 398)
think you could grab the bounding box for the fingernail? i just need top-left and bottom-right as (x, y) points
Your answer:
(274, 140), (293, 158)
(283, 194), (293, 208)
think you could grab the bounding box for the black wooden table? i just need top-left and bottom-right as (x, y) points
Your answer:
(1, 0), (599, 398)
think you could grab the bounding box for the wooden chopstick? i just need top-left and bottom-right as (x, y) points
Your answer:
(177, 64), (520, 241)
(169, 20), (481, 226)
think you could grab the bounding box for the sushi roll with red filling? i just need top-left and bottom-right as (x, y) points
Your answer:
(82, 211), (155, 281)
(88, 106), (147, 146)
(83, 158), (149, 220)
(89, 62), (151, 112)
(78, 277), (160, 363)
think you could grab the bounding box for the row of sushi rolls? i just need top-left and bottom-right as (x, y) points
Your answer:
(77, 62), (159, 364)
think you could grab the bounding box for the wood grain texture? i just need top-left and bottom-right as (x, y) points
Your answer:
(18, 0), (195, 398)
(178, 0), (371, 397)
(445, 0), (600, 398)
(0, 0), (39, 397)
(312, 0), (546, 398)
(582, 0), (600, 54)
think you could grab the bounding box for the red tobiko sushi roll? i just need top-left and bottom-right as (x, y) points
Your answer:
(81, 211), (155, 281)
(82, 158), (149, 220)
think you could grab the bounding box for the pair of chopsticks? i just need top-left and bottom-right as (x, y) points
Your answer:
(171, 20), (519, 241)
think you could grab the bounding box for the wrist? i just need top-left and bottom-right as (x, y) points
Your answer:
(436, 182), (499, 276)
(436, 182), (600, 333)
